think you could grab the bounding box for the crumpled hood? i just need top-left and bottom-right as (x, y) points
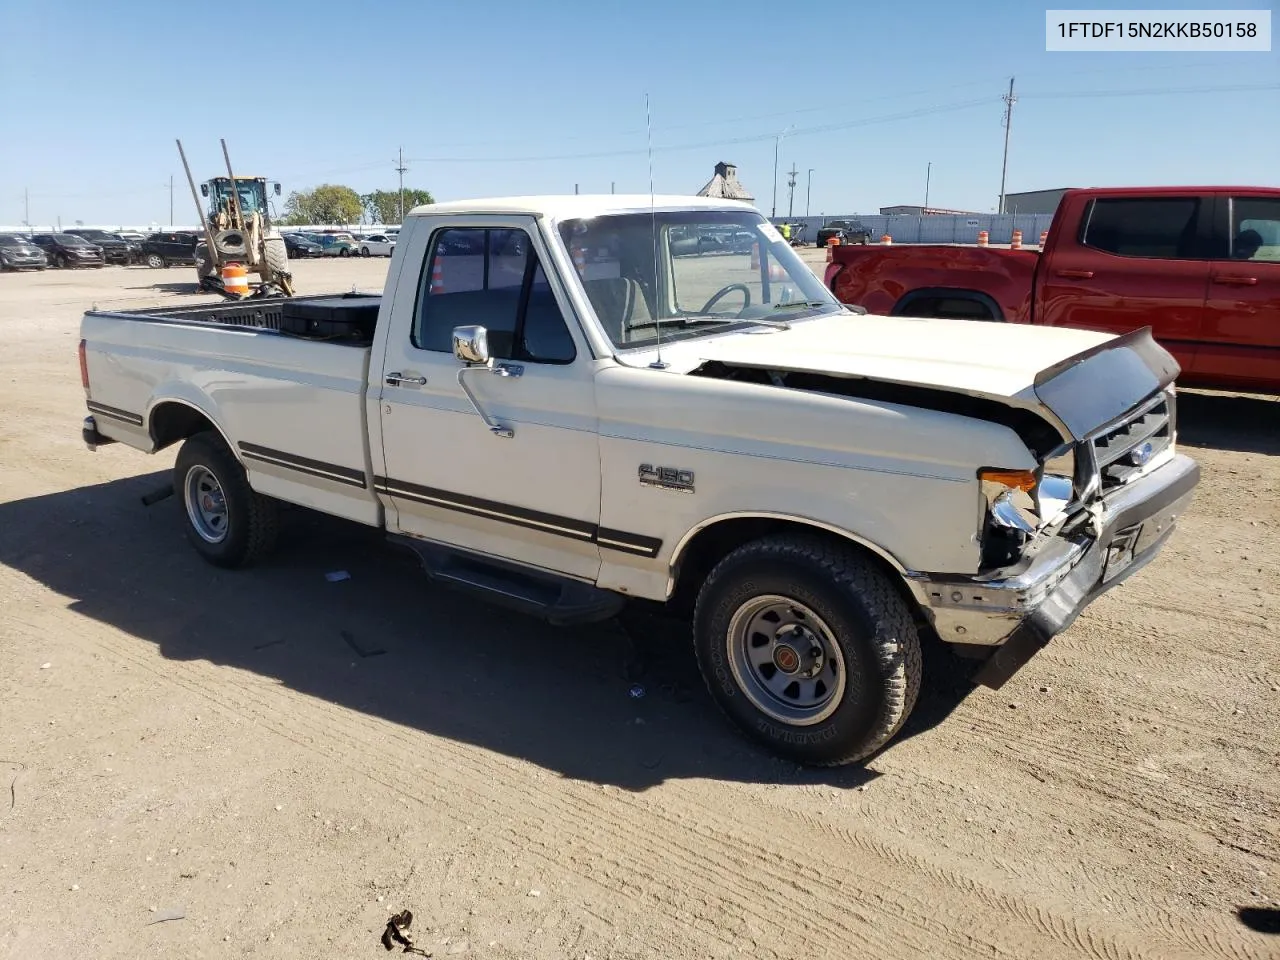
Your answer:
(642, 310), (1180, 440)
(681, 312), (1115, 404)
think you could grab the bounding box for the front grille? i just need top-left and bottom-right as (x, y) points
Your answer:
(1092, 391), (1174, 490)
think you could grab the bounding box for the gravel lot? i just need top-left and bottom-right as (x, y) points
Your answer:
(1, 257), (1277, 959)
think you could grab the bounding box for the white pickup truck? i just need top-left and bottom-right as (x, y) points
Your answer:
(79, 194), (1200, 765)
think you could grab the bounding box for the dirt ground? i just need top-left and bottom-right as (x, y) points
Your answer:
(1, 257), (1277, 960)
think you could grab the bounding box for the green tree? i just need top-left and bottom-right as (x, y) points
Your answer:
(361, 188), (435, 224)
(282, 184), (364, 225)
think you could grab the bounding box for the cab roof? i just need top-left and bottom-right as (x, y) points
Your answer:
(405, 194), (759, 221)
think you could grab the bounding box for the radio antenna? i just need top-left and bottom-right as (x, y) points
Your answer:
(645, 93), (667, 370)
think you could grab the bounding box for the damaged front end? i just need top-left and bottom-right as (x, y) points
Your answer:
(912, 375), (1197, 688)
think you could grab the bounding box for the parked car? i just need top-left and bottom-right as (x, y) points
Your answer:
(115, 231), (147, 245)
(0, 234), (48, 271)
(30, 233), (105, 268)
(66, 229), (139, 265)
(824, 185), (1280, 394)
(315, 234), (357, 257)
(283, 234), (324, 258)
(816, 219), (870, 247)
(79, 194), (1198, 767)
(360, 234), (396, 257)
(140, 231), (200, 268)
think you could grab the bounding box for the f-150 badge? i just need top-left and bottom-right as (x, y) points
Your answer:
(639, 463), (694, 493)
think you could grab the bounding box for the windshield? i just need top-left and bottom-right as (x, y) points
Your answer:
(0, 236), (28, 247)
(58, 234), (91, 246)
(556, 210), (839, 349)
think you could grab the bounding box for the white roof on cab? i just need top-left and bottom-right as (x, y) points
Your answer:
(405, 194), (759, 221)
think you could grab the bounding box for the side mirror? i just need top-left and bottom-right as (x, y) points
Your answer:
(452, 325), (489, 365)
(200, 184), (208, 198)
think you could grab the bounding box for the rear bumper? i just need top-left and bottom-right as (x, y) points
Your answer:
(910, 453), (1200, 687)
(82, 415), (116, 451)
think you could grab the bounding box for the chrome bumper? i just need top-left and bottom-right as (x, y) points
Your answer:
(910, 453), (1200, 687)
(83, 415), (115, 452)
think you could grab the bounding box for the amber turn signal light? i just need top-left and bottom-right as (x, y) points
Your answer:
(978, 468), (1037, 492)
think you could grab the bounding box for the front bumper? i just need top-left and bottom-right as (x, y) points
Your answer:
(1, 256), (47, 269)
(911, 453), (1200, 688)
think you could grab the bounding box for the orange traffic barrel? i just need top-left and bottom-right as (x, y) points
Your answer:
(430, 258), (445, 293)
(1011, 229), (1023, 250)
(977, 230), (989, 247)
(222, 262), (249, 296)
(880, 234), (892, 245)
(1039, 230), (1048, 246)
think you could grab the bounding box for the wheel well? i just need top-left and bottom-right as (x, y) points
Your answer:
(149, 401), (222, 452)
(669, 517), (925, 625)
(892, 287), (1004, 322)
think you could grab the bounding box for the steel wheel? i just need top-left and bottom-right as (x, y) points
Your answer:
(726, 594), (847, 726)
(183, 464), (229, 544)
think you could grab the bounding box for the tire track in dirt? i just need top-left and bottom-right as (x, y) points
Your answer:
(44, 612), (1264, 960)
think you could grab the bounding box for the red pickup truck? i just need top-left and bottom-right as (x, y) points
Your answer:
(824, 186), (1280, 392)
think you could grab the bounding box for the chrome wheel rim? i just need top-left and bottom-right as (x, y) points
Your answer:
(726, 595), (846, 726)
(183, 465), (229, 543)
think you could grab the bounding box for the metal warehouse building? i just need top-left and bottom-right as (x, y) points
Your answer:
(1004, 188), (1073, 215)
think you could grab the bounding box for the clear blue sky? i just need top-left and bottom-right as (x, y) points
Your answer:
(0, 0), (1275, 226)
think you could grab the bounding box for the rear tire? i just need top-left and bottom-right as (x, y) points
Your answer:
(174, 431), (279, 569)
(693, 534), (922, 766)
(361, 246), (370, 257)
(146, 252), (165, 269)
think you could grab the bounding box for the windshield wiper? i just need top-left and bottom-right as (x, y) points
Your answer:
(772, 300), (830, 310)
(674, 314), (792, 330)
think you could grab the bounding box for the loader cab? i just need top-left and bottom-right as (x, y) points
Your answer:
(200, 176), (280, 225)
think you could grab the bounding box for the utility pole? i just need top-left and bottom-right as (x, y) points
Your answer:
(924, 162), (931, 210)
(24, 187), (29, 225)
(611, 181), (615, 194)
(999, 77), (1016, 215)
(574, 183), (579, 195)
(169, 175), (174, 226)
(771, 137), (780, 218)
(786, 165), (798, 219)
(806, 169), (814, 218)
(395, 147), (408, 224)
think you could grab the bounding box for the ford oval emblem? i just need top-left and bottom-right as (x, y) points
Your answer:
(1128, 441), (1154, 467)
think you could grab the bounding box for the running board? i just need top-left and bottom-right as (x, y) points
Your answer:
(388, 534), (625, 626)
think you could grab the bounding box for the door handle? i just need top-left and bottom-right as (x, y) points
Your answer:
(1055, 269), (1094, 279)
(385, 372), (427, 386)
(1213, 275), (1258, 286)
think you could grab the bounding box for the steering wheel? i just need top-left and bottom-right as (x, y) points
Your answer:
(699, 283), (752, 315)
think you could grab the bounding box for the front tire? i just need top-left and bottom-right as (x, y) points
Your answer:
(262, 236), (289, 281)
(175, 432), (279, 569)
(146, 252), (165, 269)
(693, 534), (922, 766)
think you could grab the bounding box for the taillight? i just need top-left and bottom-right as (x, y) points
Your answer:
(78, 339), (89, 391)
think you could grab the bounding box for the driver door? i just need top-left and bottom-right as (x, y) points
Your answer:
(375, 216), (603, 581)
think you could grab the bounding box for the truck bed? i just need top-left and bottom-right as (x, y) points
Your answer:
(825, 244), (1040, 323)
(99, 292), (383, 345)
(81, 293), (384, 527)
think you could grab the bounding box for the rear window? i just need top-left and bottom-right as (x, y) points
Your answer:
(1081, 197), (1201, 259)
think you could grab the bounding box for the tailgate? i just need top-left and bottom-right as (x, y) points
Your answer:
(1031, 327), (1180, 440)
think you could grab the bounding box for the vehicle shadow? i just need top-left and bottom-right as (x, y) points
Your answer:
(124, 282), (202, 295)
(1175, 389), (1280, 456)
(1236, 906), (1280, 935)
(0, 474), (974, 791)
